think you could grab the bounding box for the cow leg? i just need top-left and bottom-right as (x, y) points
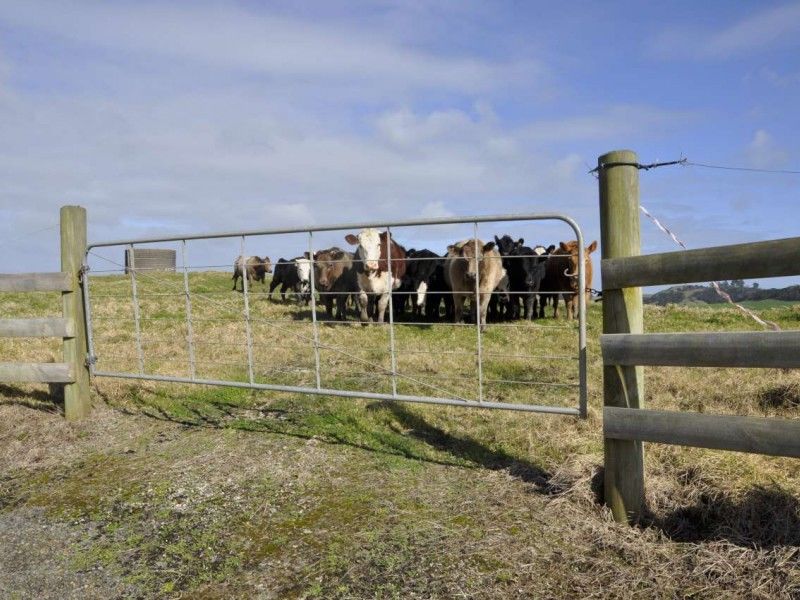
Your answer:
(552, 294), (560, 319)
(453, 293), (467, 323)
(377, 292), (390, 323)
(232, 274), (239, 291)
(524, 293), (535, 321)
(268, 278), (279, 300)
(358, 291), (370, 323)
(324, 296), (335, 318)
(479, 291), (492, 332)
(280, 283), (289, 302)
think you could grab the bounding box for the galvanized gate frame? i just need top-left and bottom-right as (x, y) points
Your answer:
(84, 213), (588, 417)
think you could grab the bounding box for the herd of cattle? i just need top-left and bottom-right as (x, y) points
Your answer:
(232, 230), (597, 330)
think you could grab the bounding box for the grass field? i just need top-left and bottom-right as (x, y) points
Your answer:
(2, 272), (800, 598)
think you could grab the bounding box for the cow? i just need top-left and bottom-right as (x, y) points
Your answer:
(345, 229), (407, 323)
(425, 260), (454, 322)
(397, 249), (443, 320)
(504, 244), (550, 320)
(445, 238), (504, 332)
(269, 257), (311, 305)
(232, 255), (272, 292)
(312, 247), (358, 320)
(539, 240), (597, 319)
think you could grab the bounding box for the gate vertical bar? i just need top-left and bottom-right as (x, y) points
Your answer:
(181, 240), (197, 380)
(307, 231), (322, 389)
(80, 251), (96, 377)
(128, 243), (145, 374)
(386, 227), (398, 397)
(61, 206), (91, 420)
(577, 231), (588, 419)
(240, 236), (255, 385)
(474, 223), (484, 402)
(599, 149), (645, 524)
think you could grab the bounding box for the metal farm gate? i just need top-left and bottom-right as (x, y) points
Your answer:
(83, 214), (589, 417)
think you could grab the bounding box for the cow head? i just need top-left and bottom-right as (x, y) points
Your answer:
(295, 257), (311, 283)
(261, 256), (272, 274)
(313, 247), (347, 290)
(345, 228), (384, 276)
(494, 235), (524, 256)
(449, 239), (496, 282)
(559, 240), (598, 283)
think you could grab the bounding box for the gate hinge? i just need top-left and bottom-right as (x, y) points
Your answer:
(79, 264), (90, 282)
(85, 353), (97, 368)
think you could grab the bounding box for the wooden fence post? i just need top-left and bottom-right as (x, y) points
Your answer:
(599, 150), (645, 523)
(61, 205), (91, 420)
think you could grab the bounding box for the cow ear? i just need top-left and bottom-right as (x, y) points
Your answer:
(517, 238), (524, 246)
(483, 241), (496, 253)
(332, 250), (344, 259)
(447, 244), (455, 254)
(345, 234), (358, 245)
(559, 241), (568, 252)
(547, 244), (556, 254)
(586, 240), (598, 254)
(302, 252), (309, 259)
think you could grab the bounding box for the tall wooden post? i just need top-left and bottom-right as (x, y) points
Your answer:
(599, 150), (645, 523)
(61, 206), (91, 420)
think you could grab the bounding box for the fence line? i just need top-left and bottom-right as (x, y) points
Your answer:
(598, 148), (800, 526)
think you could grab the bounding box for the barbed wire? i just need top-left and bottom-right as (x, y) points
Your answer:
(589, 155), (800, 176)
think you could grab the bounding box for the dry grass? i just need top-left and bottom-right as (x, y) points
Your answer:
(1, 273), (800, 598)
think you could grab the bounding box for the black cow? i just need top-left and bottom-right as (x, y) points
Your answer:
(505, 244), (550, 320)
(396, 249), (443, 321)
(269, 257), (311, 305)
(425, 261), (454, 322)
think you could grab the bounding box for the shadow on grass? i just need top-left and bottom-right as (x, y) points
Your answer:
(0, 383), (63, 414)
(380, 401), (553, 490)
(96, 387), (558, 493)
(651, 484), (800, 548)
(758, 383), (800, 411)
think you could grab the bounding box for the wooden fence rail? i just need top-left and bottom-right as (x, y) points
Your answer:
(602, 236), (800, 289)
(604, 407), (800, 459)
(598, 149), (800, 525)
(0, 206), (90, 420)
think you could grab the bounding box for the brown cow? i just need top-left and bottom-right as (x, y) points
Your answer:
(540, 240), (597, 319)
(445, 238), (504, 332)
(232, 255), (272, 292)
(311, 247), (358, 320)
(344, 229), (407, 323)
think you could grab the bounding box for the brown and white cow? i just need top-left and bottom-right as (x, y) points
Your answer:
(232, 255), (272, 292)
(445, 238), (504, 332)
(539, 240), (597, 319)
(345, 229), (407, 323)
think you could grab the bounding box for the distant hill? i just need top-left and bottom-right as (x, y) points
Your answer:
(644, 282), (800, 306)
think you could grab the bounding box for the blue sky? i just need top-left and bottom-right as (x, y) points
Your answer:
(0, 1), (798, 285)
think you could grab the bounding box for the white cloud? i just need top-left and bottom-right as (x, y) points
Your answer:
(650, 3), (800, 59)
(0, 0), (540, 94)
(746, 129), (788, 168)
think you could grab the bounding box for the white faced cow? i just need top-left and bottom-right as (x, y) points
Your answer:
(345, 228), (407, 323)
(446, 238), (504, 332)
